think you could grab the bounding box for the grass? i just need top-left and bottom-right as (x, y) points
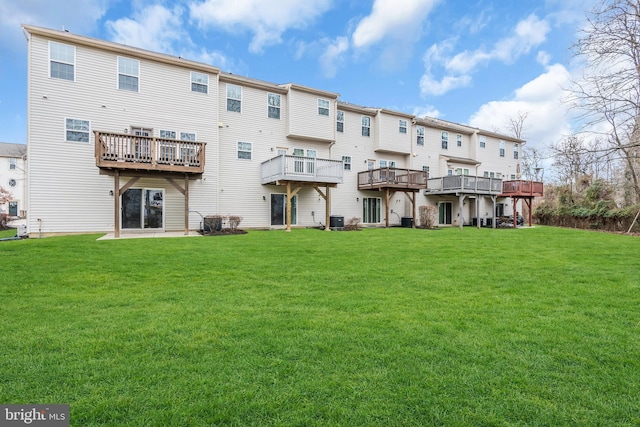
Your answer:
(1, 226), (639, 426)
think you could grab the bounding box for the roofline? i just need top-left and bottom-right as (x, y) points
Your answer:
(219, 73), (288, 94)
(22, 24), (221, 76)
(440, 155), (482, 165)
(282, 83), (339, 99)
(477, 129), (526, 144)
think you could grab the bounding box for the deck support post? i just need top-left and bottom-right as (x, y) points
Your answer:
(114, 170), (120, 238)
(476, 197), (480, 229)
(184, 174), (189, 235)
(491, 195), (497, 229)
(313, 185), (331, 231)
(286, 182), (292, 232)
(458, 194), (465, 230)
(385, 188), (390, 228)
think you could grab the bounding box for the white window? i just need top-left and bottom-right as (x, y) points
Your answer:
(342, 156), (351, 170)
(118, 57), (139, 92)
(367, 160), (375, 170)
(441, 131), (448, 149)
(422, 165), (430, 178)
(237, 141), (252, 159)
(9, 158), (16, 170)
(457, 134), (462, 147)
(268, 93), (281, 119)
(514, 143), (519, 159)
(399, 119), (407, 134)
(49, 41), (75, 81)
(160, 130), (176, 139)
(511, 174), (516, 179)
(456, 168), (462, 175)
(499, 140), (505, 157)
(362, 116), (371, 137)
(65, 118), (90, 142)
(318, 99), (330, 116)
(480, 136), (486, 148)
(180, 132), (196, 141)
(337, 111), (344, 132)
(227, 84), (242, 112)
(484, 171), (489, 178)
(416, 126), (424, 146)
(191, 71), (208, 94)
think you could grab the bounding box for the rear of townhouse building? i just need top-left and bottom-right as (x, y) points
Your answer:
(24, 25), (529, 236)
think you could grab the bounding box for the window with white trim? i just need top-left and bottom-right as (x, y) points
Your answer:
(318, 99), (330, 116)
(457, 134), (462, 147)
(191, 71), (208, 94)
(511, 174), (516, 179)
(399, 119), (407, 134)
(49, 41), (75, 81)
(337, 111), (344, 132)
(227, 84), (242, 112)
(441, 131), (448, 149)
(361, 116), (371, 137)
(268, 93), (281, 119)
(480, 135), (486, 148)
(499, 140), (505, 157)
(160, 130), (176, 139)
(118, 57), (139, 92)
(65, 118), (90, 142)
(180, 132), (196, 141)
(422, 165), (430, 178)
(514, 143), (519, 159)
(9, 158), (16, 170)
(237, 141), (252, 159)
(416, 126), (424, 146)
(342, 156), (351, 170)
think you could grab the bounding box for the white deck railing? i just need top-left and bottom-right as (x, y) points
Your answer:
(427, 175), (503, 194)
(261, 155), (344, 184)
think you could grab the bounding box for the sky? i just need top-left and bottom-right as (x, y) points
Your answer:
(0, 0), (599, 155)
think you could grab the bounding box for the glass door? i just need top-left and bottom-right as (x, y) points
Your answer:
(438, 202), (452, 225)
(270, 194), (297, 226)
(122, 188), (164, 229)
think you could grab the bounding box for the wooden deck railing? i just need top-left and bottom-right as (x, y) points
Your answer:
(426, 175), (502, 194)
(95, 131), (205, 174)
(358, 168), (428, 190)
(261, 154), (344, 184)
(501, 180), (544, 196)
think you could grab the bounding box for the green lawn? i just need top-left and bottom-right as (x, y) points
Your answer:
(1, 227), (638, 426)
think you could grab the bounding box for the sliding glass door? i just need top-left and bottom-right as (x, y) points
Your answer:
(122, 188), (164, 229)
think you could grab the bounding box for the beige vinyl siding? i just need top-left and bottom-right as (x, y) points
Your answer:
(27, 34), (218, 233)
(374, 112), (411, 154)
(287, 88), (335, 143)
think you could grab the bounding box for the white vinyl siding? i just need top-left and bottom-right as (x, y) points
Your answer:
(49, 41), (75, 81)
(287, 88), (335, 142)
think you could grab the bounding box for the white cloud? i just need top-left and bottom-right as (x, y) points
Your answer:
(421, 14), (551, 98)
(319, 36), (349, 78)
(0, 0), (112, 50)
(469, 64), (574, 149)
(413, 105), (441, 119)
(189, 0), (332, 53)
(106, 4), (229, 68)
(351, 0), (440, 49)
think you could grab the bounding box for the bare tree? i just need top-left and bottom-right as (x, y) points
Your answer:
(521, 146), (547, 181)
(506, 111), (529, 140)
(551, 134), (596, 189)
(570, 0), (640, 200)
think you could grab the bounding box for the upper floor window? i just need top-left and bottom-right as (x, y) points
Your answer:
(361, 116), (371, 137)
(318, 99), (330, 116)
(9, 158), (16, 170)
(514, 143), (519, 159)
(416, 126), (424, 146)
(191, 71), (208, 94)
(180, 132), (196, 141)
(342, 156), (351, 170)
(457, 134), (462, 147)
(399, 120), (407, 134)
(65, 118), (90, 143)
(226, 84), (242, 112)
(480, 136), (486, 148)
(160, 130), (176, 139)
(268, 93), (281, 119)
(499, 140), (505, 157)
(337, 111), (344, 133)
(237, 141), (252, 159)
(49, 41), (75, 81)
(422, 165), (430, 178)
(441, 131), (448, 150)
(118, 57), (139, 92)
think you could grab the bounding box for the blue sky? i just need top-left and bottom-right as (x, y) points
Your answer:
(0, 0), (598, 151)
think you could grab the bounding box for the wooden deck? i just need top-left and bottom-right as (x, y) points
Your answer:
(426, 175), (503, 195)
(95, 131), (205, 174)
(261, 154), (343, 185)
(358, 168), (428, 190)
(500, 180), (544, 197)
